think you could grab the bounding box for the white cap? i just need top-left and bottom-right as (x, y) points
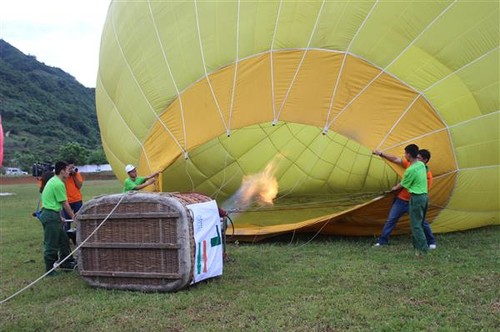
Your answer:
(125, 164), (136, 173)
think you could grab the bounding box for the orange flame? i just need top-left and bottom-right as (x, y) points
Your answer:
(234, 158), (279, 210)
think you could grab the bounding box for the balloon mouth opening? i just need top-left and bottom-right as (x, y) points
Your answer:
(132, 51), (456, 238)
(218, 153), (386, 234)
(159, 122), (400, 237)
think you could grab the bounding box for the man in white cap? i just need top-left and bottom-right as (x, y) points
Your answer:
(123, 164), (160, 192)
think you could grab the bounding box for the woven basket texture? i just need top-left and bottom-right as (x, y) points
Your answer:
(76, 192), (211, 292)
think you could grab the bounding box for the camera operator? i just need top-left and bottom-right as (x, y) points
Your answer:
(33, 162), (55, 189)
(62, 160), (84, 233)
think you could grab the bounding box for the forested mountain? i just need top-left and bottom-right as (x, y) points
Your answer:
(0, 39), (102, 170)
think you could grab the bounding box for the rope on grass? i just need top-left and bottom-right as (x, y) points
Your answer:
(0, 193), (127, 305)
(296, 192), (388, 248)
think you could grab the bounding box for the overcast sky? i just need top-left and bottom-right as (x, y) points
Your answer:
(1, 0), (111, 88)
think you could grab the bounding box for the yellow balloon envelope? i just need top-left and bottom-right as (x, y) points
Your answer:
(96, 0), (499, 239)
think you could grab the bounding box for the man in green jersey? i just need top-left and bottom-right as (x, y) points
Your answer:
(123, 164), (159, 192)
(390, 144), (429, 254)
(40, 161), (77, 274)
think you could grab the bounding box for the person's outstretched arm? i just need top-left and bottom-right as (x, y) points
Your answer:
(134, 177), (156, 190)
(145, 171), (160, 180)
(373, 150), (403, 165)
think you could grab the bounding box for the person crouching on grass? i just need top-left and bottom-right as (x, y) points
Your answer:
(39, 161), (77, 275)
(389, 144), (429, 256)
(123, 164), (159, 192)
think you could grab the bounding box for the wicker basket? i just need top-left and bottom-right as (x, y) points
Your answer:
(75, 192), (212, 292)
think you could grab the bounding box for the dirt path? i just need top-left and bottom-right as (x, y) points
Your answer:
(0, 173), (117, 185)
(0, 176), (38, 185)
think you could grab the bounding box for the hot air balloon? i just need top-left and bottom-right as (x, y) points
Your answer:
(96, 0), (499, 240)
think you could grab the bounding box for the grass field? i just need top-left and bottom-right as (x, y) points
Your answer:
(0, 180), (499, 331)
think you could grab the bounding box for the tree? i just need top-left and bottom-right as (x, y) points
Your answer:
(87, 148), (108, 165)
(12, 151), (36, 171)
(58, 142), (89, 165)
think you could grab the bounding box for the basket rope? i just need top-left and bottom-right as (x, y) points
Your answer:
(0, 193), (127, 305)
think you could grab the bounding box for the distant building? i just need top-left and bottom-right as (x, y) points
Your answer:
(77, 164), (112, 173)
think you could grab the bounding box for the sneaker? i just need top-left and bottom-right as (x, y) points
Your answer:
(429, 244), (437, 250)
(54, 259), (77, 270)
(373, 243), (382, 247)
(60, 260), (77, 270)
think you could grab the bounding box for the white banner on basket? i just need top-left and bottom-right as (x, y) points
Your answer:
(187, 200), (223, 284)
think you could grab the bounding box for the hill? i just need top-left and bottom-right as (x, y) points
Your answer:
(0, 39), (101, 170)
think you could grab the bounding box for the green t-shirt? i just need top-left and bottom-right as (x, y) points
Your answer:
(41, 176), (67, 211)
(123, 176), (146, 192)
(401, 161), (428, 195)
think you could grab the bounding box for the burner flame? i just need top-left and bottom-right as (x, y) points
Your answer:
(224, 157), (280, 213)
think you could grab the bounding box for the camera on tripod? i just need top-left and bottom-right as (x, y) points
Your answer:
(32, 162), (54, 177)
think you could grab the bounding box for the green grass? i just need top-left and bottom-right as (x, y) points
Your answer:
(1, 181), (499, 331)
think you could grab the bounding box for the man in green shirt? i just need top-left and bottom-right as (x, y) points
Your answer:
(40, 161), (77, 274)
(123, 164), (159, 192)
(390, 144), (429, 254)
